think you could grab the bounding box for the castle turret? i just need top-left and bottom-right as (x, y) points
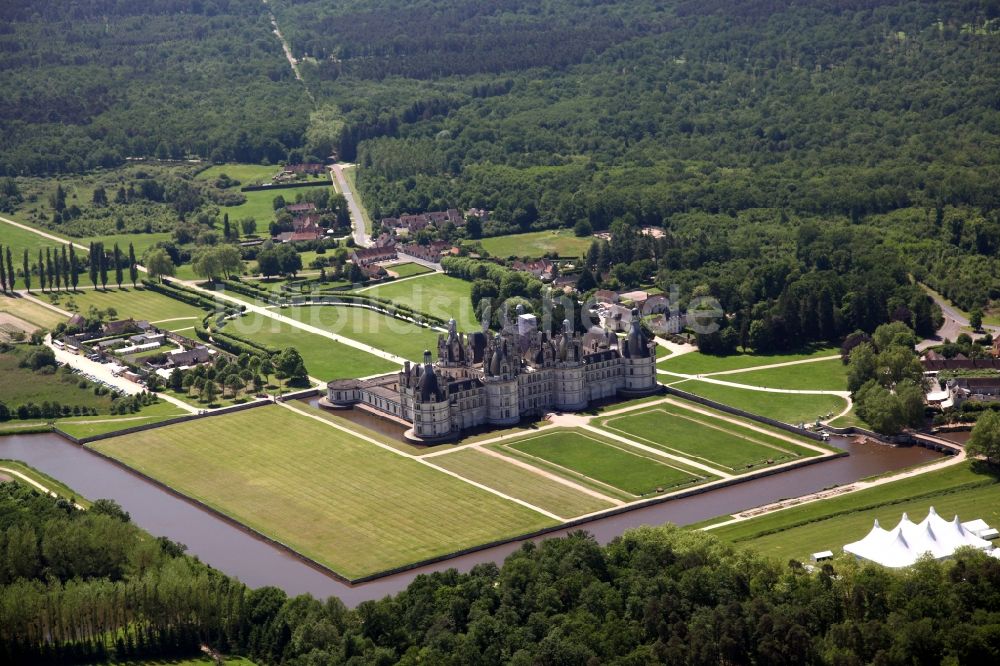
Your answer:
(409, 350), (454, 441)
(620, 309), (658, 396)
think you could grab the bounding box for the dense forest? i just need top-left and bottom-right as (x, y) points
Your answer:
(0, 1), (310, 173)
(2, 481), (1000, 664)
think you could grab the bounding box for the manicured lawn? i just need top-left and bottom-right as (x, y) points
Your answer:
(656, 344), (672, 360)
(1, 294), (67, 329)
(431, 447), (615, 518)
(194, 163), (280, 186)
(0, 349), (114, 413)
(503, 429), (703, 496)
(362, 273), (476, 329)
(283, 305), (441, 360)
(92, 406), (556, 579)
(83, 232), (173, 259)
(386, 262), (433, 278)
(719, 358), (848, 391)
(658, 345), (840, 375)
(225, 311), (399, 380)
(599, 405), (820, 473)
(671, 380), (848, 424)
(46, 286), (209, 323)
(707, 462), (1000, 562)
(477, 229), (594, 259)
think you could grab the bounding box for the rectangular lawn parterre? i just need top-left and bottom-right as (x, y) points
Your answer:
(430, 447), (615, 518)
(282, 305), (441, 360)
(362, 273), (477, 329)
(599, 405), (820, 473)
(91, 406), (556, 579)
(503, 429), (704, 496)
(225, 311), (400, 380)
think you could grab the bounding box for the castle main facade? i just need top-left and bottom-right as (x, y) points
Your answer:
(325, 309), (659, 442)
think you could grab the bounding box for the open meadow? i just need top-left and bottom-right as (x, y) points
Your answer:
(476, 229), (594, 259)
(500, 429), (708, 497)
(706, 462), (1000, 563)
(598, 403), (823, 473)
(361, 273), (477, 329)
(91, 406), (557, 579)
(225, 311), (399, 380)
(0, 348), (115, 413)
(0, 217), (76, 255)
(283, 305), (441, 360)
(217, 184), (332, 226)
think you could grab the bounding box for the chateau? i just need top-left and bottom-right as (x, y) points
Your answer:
(325, 308), (659, 442)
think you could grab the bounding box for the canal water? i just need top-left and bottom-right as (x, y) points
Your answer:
(0, 429), (940, 607)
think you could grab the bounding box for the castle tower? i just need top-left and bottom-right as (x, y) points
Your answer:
(483, 334), (520, 425)
(408, 350), (454, 441)
(619, 309), (658, 396)
(555, 318), (587, 410)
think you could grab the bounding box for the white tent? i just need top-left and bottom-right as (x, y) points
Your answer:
(843, 508), (993, 568)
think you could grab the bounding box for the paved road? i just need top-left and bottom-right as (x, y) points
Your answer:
(330, 163), (370, 247)
(918, 283), (1000, 350)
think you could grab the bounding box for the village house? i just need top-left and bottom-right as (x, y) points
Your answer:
(285, 202), (317, 215)
(273, 163), (326, 182)
(511, 258), (557, 281)
(399, 241), (451, 263)
(351, 244), (398, 267)
(379, 209), (464, 236)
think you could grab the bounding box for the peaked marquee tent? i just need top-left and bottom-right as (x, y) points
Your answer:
(844, 507), (994, 567)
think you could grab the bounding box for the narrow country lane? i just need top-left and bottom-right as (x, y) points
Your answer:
(330, 164), (371, 247)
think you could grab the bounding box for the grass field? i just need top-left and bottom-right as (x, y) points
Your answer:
(430, 448), (615, 518)
(84, 232), (173, 259)
(194, 163), (280, 186)
(386, 262), (432, 278)
(44, 286), (208, 323)
(362, 273), (476, 329)
(658, 345), (840, 375)
(0, 349), (115, 413)
(0, 459), (91, 507)
(670, 380), (848, 424)
(656, 344), (672, 360)
(718, 359), (848, 391)
(1, 294), (67, 328)
(91, 406), (556, 579)
(215, 184), (332, 227)
(0, 217), (75, 254)
(707, 462), (1000, 562)
(477, 229), (594, 259)
(599, 404), (821, 472)
(283, 305), (440, 360)
(55, 402), (187, 439)
(503, 429), (704, 496)
(225, 311), (399, 380)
